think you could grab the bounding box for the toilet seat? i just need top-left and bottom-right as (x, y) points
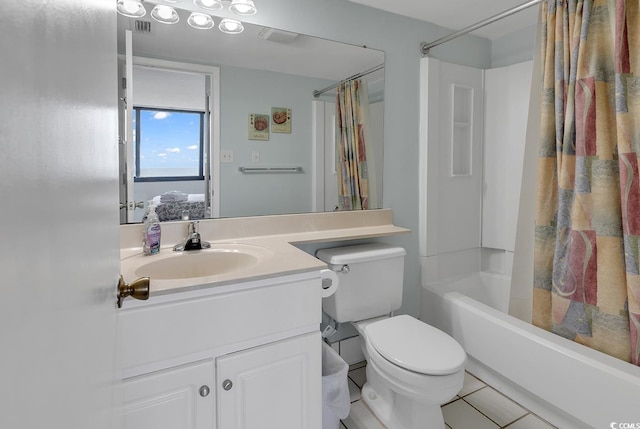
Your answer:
(365, 315), (466, 376)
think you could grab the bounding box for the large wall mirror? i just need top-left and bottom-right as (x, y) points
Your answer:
(117, 3), (384, 224)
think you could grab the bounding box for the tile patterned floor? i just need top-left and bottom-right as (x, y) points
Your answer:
(340, 363), (557, 429)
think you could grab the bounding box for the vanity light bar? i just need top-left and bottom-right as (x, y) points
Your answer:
(118, 0), (258, 34)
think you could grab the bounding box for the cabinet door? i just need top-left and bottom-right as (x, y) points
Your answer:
(122, 359), (214, 429)
(217, 332), (321, 429)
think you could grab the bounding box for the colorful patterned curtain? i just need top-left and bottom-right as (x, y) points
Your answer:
(533, 0), (640, 365)
(336, 79), (371, 210)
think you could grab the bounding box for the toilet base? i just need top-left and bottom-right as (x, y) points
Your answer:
(351, 316), (465, 429)
(361, 383), (445, 429)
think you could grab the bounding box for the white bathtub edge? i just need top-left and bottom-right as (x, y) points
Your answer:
(422, 283), (640, 428)
(464, 356), (585, 429)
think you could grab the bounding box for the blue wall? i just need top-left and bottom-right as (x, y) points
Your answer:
(239, 0), (494, 317)
(219, 65), (333, 217)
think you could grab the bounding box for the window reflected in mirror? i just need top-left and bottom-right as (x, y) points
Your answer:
(133, 107), (205, 182)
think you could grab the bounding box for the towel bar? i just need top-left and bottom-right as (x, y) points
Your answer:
(238, 166), (303, 174)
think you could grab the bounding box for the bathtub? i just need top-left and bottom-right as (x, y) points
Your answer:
(421, 272), (640, 429)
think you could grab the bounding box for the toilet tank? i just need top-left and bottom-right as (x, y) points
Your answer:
(316, 243), (406, 323)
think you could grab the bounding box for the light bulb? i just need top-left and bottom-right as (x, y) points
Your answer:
(194, 0), (223, 10)
(188, 12), (214, 30)
(150, 4), (179, 24)
(156, 5), (173, 19)
(122, 0), (140, 14)
(229, 0), (257, 16)
(116, 0), (146, 18)
(219, 18), (244, 34)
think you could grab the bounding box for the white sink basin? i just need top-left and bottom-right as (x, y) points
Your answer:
(121, 244), (273, 281)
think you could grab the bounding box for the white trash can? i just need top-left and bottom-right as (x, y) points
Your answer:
(322, 342), (351, 429)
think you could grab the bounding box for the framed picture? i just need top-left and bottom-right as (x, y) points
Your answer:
(271, 107), (291, 134)
(248, 114), (269, 140)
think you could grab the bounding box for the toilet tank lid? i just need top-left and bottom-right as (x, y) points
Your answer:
(316, 243), (406, 264)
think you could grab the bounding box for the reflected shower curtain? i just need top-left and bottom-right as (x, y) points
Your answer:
(336, 79), (372, 210)
(533, 0), (640, 365)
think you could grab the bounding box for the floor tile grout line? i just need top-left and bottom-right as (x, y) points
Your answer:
(442, 396), (460, 407)
(460, 396), (506, 428)
(346, 393), (555, 429)
(344, 367), (557, 429)
(457, 384), (487, 399)
(348, 375), (363, 389)
(463, 371), (558, 428)
(501, 412), (531, 429)
(460, 384), (529, 428)
(348, 361), (367, 371)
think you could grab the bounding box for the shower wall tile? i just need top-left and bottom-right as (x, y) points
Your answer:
(424, 248), (482, 283)
(421, 255), (440, 284)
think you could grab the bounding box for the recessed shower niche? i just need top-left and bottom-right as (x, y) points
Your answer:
(451, 84), (474, 176)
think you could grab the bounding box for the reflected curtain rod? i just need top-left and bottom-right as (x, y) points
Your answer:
(313, 63), (384, 98)
(419, 0), (542, 55)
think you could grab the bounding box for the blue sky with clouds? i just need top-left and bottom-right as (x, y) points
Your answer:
(135, 109), (201, 175)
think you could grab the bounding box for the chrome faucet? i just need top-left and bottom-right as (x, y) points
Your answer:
(173, 221), (211, 251)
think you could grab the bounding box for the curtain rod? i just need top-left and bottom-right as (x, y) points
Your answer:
(419, 0), (542, 55)
(313, 63), (384, 98)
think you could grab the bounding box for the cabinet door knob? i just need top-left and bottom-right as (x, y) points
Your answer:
(222, 379), (233, 391)
(199, 385), (210, 397)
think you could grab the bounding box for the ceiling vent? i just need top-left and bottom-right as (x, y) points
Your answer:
(134, 20), (152, 34)
(257, 27), (299, 44)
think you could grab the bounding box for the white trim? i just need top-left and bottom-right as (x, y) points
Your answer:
(311, 100), (325, 212)
(130, 56), (221, 218)
(418, 57), (439, 259)
(125, 30), (135, 223)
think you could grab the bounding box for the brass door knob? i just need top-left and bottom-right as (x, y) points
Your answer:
(117, 275), (150, 308)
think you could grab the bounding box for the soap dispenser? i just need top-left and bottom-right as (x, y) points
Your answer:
(143, 204), (161, 255)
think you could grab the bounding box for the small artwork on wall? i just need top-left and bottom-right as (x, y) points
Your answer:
(249, 114), (269, 140)
(271, 107), (291, 134)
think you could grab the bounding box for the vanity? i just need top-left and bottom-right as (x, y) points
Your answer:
(118, 209), (408, 429)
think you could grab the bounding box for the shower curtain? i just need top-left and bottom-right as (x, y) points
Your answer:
(533, 0), (640, 365)
(336, 79), (374, 210)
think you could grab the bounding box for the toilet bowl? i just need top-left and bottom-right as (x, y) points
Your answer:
(355, 315), (466, 429)
(316, 243), (467, 429)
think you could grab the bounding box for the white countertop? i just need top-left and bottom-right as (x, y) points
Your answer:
(120, 209), (410, 296)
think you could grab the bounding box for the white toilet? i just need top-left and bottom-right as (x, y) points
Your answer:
(317, 243), (467, 429)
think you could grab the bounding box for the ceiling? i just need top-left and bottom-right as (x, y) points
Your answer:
(347, 0), (540, 40)
(119, 0), (539, 83)
(120, 1), (384, 82)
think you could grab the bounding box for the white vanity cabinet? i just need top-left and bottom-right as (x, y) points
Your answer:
(122, 359), (215, 429)
(217, 332), (321, 428)
(118, 272), (323, 429)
